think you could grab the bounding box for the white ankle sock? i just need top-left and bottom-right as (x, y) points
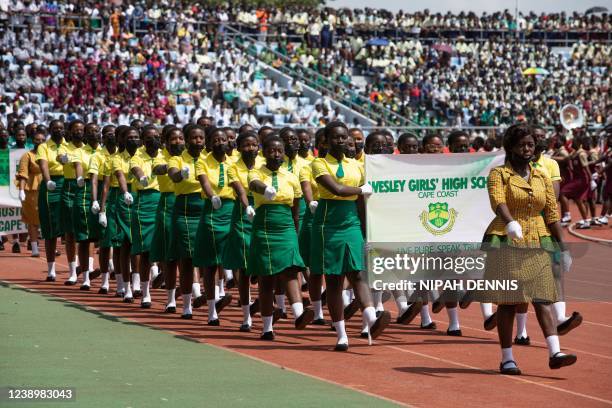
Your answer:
(291, 302), (304, 320)
(372, 290), (384, 311)
(31, 241), (39, 255)
(68, 261), (78, 279)
(361, 315), (369, 333)
(224, 269), (233, 281)
(341, 290), (351, 307)
(124, 282), (132, 298)
(108, 259), (114, 273)
(150, 264), (159, 279)
(501, 347), (517, 368)
(420, 305), (432, 326)
(167, 289), (176, 307)
(334, 320), (348, 345)
(82, 270), (90, 285)
(214, 284), (220, 301)
(192, 283), (202, 298)
(446, 307), (460, 331)
(552, 302), (568, 325)
(516, 312), (528, 338)
(207, 299), (218, 321)
(275, 294), (286, 312)
(480, 302), (493, 319)
(142, 281), (150, 301)
(545, 335), (562, 357)
(218, 279), (225, 297)
(241, 305), (251, 325)
(395, 294), (408, 315)
(88, 257), (94, 271)
(312, 300), (323, 320)
(101, 272), (109, 289)
(182, 293), (192, 315)
(131, 273), (141, 291)
(363, 306), (377, 327)
(262, 315), (273, 333)
(116, 274), (124, 292)
(47, 262), (56, 277)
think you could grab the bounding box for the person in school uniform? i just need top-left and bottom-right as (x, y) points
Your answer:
(193, 127), (235, 325)
(310, 121), (391, 351)
(224, 130), (264, 331)
(56, 120), (85, 285)
(129, 125), (162, 308)
(167, 124), (206, 319)
(150, 126), (184, 312)
(71, 122), (102, 290)
(247, 135), (315, 340)
(89, 125), (117, 294)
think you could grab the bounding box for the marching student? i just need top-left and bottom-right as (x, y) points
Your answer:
(90, 125), (117, 294)
(310, 121), (391, 351)
(247, 135), (314, 340)
(129, 125), (162, 308)
(151, 126), (184, 312)
(167, 124), (206, 319)
(483, 124), (576, 375)
(112, 126), (140, 302)
(56, 120), (85, 285)
(297, 129), (315, 162)
(224, 130), (264, 331)
(193, 127), (234, 325)
(348, 128), (365, 163)
(71, 122), (102, 290)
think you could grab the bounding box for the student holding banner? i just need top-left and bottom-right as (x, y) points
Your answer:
(17, 130), (45, 258)
(483, 123), (576, 375)
(310, 121), (390, 351)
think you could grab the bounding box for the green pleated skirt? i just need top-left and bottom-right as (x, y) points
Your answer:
(310, 199), (364, 276)
(150, 192), (177, 262)
(100, 187), (119, 248)
(298, 207), (314, 267)
(172, 193), (203, 259)
(38, 175), (64, 239)
(73, 179), (101, 242)
(130, 189), (161, 255)
(194, 198), (235, 268)
(297, 197), (306, 230)
(60, 178), (77, 235)
(113, 187), (132, 245)
(247, 204), (305, 276)
(222, 196), (255, 271)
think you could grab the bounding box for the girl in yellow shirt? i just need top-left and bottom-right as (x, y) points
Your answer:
(247, 136), (314, 340)
(167, 124), (205, 319)
(194, 127), (235, 325)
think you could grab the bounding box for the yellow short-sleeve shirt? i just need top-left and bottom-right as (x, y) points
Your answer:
(88, 146), (111, 177)
(167, 150), (202, 196)
(130, 148), (160, 191)
(299, 163), (319, 200)
(71, 144), (100, 178)
(195, 153), (235, 199)
(227, 156), (265, 196)
(248, 166), (301, 208)
(57, 142), (79, 179)
(312, 155), (364, 201)
(36, 138), (65, 176)
(111, 150), (135, 188)
(152, 148), (174, 193)
(228, 149), (241, 164)
(101, 151), (120, 188)
(282, 154), (310, 178)
(533, 155), (562, 182)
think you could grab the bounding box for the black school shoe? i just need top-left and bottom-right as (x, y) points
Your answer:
(514, 336), (530, 346)
(260, 331), (274, 341)
(294, 308), (315, 330)
(549, 352), (577, 369)
(500, 360), (521, 375)
(557, 312), (583, 336)
(446, 329), (462, 336)
(215, 294), (233, 314)
(484, 312), (498, 331)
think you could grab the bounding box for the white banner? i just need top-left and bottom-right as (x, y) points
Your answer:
(0, 148), (27, 235)
(365, 152), (505, 244)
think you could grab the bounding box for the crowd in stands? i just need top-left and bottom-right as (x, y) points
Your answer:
(1, 2), (610, 131)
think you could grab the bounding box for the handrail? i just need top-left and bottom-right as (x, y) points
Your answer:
(223, 25), (418, 127)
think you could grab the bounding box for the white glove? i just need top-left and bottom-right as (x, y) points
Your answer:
(46, 180), (56, 191)
(245, 205), (256, 221)
(58, 154), (69, 164)
(123, 192), (134, 205)
(590, 179), (597, 191)
(591, 172), (599, 181)
(91, 200), (100, 214)
(19, 189), (26, 201)
(560, 250), (572, 274)
(180, 165), (190, 179)
(264, 186), (277, 200)
(308, 200), (318, 214)
(211, 195), (222, 210)
(76, 176), (85, 187)
(139, 175), (149, 188)
(98, 212), (108, 228)
(505, 220), (523, 240)
(359, 183), (373, 196)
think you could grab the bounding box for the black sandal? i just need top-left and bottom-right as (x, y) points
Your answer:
(500, 360), (521, 375)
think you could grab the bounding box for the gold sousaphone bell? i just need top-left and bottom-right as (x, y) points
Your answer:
(560, 104), (584, 130)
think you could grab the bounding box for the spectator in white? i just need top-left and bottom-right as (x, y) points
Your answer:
(240, 107), (259, 127)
